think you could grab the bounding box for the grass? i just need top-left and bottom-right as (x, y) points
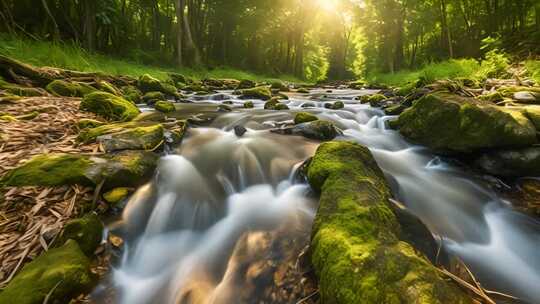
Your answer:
(0, 35), (302, 83)
(526, 60), (540, 83)
(367, 59), (481, 86)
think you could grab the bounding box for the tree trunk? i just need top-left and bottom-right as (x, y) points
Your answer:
(83, 0), (96, 52)
(41, 0), (60, 40)
(439, 0), (453, 58)
(182, 0), (201, 66)
(174, 0), (183, 66)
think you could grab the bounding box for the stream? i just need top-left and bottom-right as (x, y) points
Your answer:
(94, 89), (540, 304)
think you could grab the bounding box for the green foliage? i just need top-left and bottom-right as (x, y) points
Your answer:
(477, 50), (510, 79)
(526, 60), (540, 84)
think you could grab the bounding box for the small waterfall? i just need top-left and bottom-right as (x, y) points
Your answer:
(98, 89), (540, 304)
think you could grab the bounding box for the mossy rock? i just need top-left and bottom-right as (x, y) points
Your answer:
(46, 80), (97, 97)
(240, 86), (272, 100)
(155, 101), (176, 113)
(324, 101), (345, 110)
(143, 91), (166, 105)
(98, 124), (164, 152)
(394, 92), (538, 153)
(133, 111), (166, 122)
(77, 121), (158, 143)
(168, 73), (187, 85)
(0, 79), (46, 97)
(78, 119), (106, 129)
(275, 120), (340, 141)
(56, 213), (104, 256)
(396, 83), (417, 96)
(270, 80), (289, 92)
(121, 85), (142, 103)
(236, 79), (255, 90)
(80, 92), (140, 122)
(243, 101), (254, 109)
(294, 112), (318, 124)
(0, 240), (95, 304)
(274, 103), (289, 110)
(167, 120), (188, 145)
(137, 74), (162, 93)
(384, 104), (407, 116)
(264, 98), (280, 110)
(307, 142), (471, 304)
(0, 151), (158, 190)
(474, 147), (540, 177)
(96, 81), (121, 96)
(103, 187), (131, 204)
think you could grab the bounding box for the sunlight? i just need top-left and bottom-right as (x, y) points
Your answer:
(317, 0), (339, 13)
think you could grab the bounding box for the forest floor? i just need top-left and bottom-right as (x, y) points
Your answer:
(0, 35), (304, 84)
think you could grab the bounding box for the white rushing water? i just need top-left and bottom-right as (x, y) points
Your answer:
(100, 89), (540, 304)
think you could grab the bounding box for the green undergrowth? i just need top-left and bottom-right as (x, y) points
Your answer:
(526, 60), (540, 83)
(0, 35), (302, 83)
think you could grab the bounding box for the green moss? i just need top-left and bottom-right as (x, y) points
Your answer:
(57, 213), (103, 256)
(240, 86), (272, 100)
(80, 91), (140, 122)
(0, 240), (94, 304)
(236, 79), (255, 89)
(270, 80), (288, 91)
(46, 80), (97, 97)
(396, 82), (416, 96)
(307, 142), (471, 304)
(103, 187), (130, 204)
(294, 112), (318, 124)
(243, 101), (254, 108)
(100, 150), (159, 190)
(133, 111), (166, 122)
(77, 118), (106, 129)
(395, 92), (537, 153)
(0, 114), (17, 122)
(99, 124), (164, 152)
(274, 103), (289, 110)
(360, 93), (387, 106)
(77, 121), (157, 143)
(0, 93), (22, 103)
(96, 81), (120, 95)
(137, 74), (162, 93)
(325, 101), (345, 110)
(155, 101), (175, 113)
(168, 73), (186, 85)
(0, 154), (94, 187)
(121, 85), (142, 103)
(521, 105), (540, 130)
(264, 97), (280, 110)
(0, 79), (46, 97)
(142, 91), (166, 104)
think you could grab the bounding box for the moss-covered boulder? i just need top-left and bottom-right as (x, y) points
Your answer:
(0, 240), (95, 304)
(240, 86), (272, 100)
(80, 92), (140, 122)
(77, 121), (159, 143)
(264, 97), (280, 110)
(384, 104), (407, 116)
(121, 85), (142, 103)
(98, 124), (164, 152)
(236, 79), (255, 90)
(168, 73), (187, 85)
(0, 151), (158, 190)
(477, 91), (504, 103)
(137, 74), (162, 93)
(0, 79), (47, 97)
(307, 142), (471, 304)
(294, 112), (318, 124)
(142, 91), (166, 105)
(155, 101), (175, 113)
(324, 101), (345, 110)
(270, 80), (289, 92)
(57, 213), (104, 256)
(133, 111), (166, 122)
(394, 92), (538, 153)
(45, 80), (97, 97)
(274, 103), (289, 110)
(243, 101), (254, 108)
(96, 81), (121, 96)
(360, 93), (387, 107)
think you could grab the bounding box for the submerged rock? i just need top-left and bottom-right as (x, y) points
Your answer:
(393, 92), (537, 153)
(243, 101), (254, 108)
(240, 86), (272, 100)
(273, 120), (340, 141)
(324, 101), (345, 110)
(294, 112), (318, 124)
(475, 147), (540, 177)
(80, 92), (140, 122)
(98, 124), (164, 152)
(234, 125), (247, 137)
(307, 141), (471, 304)
(56, 213), (104, 256)
(0, 151), (158, 190)
(0, 240), (95, 304)
(46, 80), (97, 97)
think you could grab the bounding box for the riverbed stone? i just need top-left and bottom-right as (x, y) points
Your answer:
(274, 120), (340, 141)
(45, 80), (97, 97)
(236, 79), (255, 90)
(307, 141), (471, 304)
(240, 86), (272, 100)
(81, 92), (140, 122)
(98, 124), (164, 152)
(513, 91), (539, 104)
(0, 151), (158, 189)
(394, 92), (538, 153)
(474, 147), (540, 177)
(143, 91), (166, 105)
(0, 240), (94, 304)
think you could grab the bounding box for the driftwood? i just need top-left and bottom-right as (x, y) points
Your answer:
(0, 55), (136, 88)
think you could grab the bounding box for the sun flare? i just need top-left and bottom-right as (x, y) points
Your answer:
(317, 0), (339, 13)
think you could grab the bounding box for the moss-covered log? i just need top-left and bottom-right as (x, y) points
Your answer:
(307, 141), (471, 304)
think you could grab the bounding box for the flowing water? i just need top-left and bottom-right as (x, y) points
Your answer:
(95, 89), (540, 304)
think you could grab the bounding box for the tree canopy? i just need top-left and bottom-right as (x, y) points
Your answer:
(0, 0), (538, 81)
